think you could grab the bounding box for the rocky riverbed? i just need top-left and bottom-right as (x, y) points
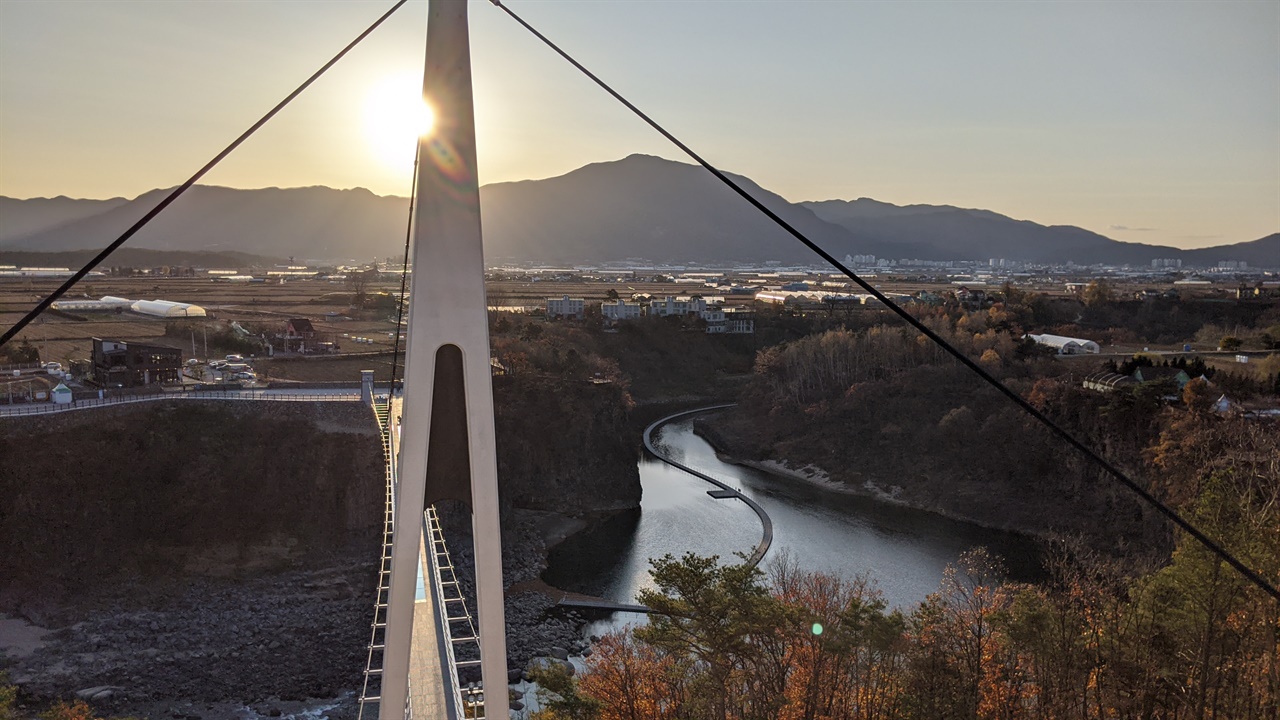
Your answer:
(1, 546), (373, 719)
(2, 512), (607, 720)
(1, 397), (638, 717)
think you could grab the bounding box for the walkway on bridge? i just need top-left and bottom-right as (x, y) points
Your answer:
(360, 398), (456, 719)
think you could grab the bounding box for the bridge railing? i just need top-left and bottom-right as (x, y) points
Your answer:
(359, 397), (487, 719)
(0, 390), (361, 417)
(426, 506), (486, 719)
(359, 399), (398, 719)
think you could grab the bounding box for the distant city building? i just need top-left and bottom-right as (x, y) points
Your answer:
(721, 306), (755, 334)
(92, 338), (182, 387)
(600, 299), (643, 324)
(1151, 258), (1183, 269)
(648, 296), (707, 317)
(1216, 260), (1248, 270)
(546, 295), (585, 320)
(646, 296), (753, 334)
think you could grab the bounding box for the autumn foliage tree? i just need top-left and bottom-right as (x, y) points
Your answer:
(546, 444), (1278, 719)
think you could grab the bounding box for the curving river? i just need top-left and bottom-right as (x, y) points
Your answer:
(544, 413), (1041, 613)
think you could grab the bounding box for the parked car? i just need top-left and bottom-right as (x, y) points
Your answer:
(225, 354), (244, 362)
(43, 362), (63, 374)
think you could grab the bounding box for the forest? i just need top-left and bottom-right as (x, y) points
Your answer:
(529, 386), (1279, 719)
(525, 290), (1280, 719)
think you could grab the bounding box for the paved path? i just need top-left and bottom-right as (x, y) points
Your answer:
(409, 529), (452, 718)
(383, 394), (454, 718)
(642, 404), (774, 567)
(553, 405), (775, 615)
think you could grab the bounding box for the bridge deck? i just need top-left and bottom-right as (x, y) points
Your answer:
(383, 396), (455, 719)
(409, 532), (451, 717)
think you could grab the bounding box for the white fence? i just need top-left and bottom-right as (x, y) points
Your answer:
(0, 390), (361, 417)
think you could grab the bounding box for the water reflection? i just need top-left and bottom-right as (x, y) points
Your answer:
(545, 417), (1040, 613)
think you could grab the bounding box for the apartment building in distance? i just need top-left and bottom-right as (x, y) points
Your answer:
(546, 295), (586, 320)
(601, 299), (643, 324)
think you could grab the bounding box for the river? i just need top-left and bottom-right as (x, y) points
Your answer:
(544, 414), (1042, 614)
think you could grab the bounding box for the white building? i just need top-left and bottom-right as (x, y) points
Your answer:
(647, 296), (753, 334)
(650, 293), (711, 315)
(130, 299), (207, 318)
(723, 306), (755, 334)
(648, 295), (707, 317)
(702, 303), (726, 332)
(1026, 333), (1100, 355)
(546, 295), (585, 320)
(600, 299), (642, 323)
(50, 295), (136, 312)
(51, 383), (73, 405)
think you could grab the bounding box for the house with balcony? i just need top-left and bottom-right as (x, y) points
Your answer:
(92, 338), (182, 387)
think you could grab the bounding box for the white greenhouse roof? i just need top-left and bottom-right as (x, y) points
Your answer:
(130, 299), (207, 317)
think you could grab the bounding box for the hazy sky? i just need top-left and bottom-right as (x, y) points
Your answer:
(1, 0), (1276, 249)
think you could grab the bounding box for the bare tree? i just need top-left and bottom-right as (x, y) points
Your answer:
(347, 268), (379, 309)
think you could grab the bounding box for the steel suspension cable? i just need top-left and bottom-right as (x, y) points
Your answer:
(388, 151), (419, 394)
(488, 0), (1280, 603)
(0, 0), (411, 349)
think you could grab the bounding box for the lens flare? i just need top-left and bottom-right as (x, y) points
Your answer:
(364, 73), (435, 173)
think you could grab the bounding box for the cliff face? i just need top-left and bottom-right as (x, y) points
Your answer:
(494, 375), (641, 516)
(0, 401), (384, 587)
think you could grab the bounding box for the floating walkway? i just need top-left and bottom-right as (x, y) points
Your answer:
(549, 404), (773, 615)
(642, 404), (773, 567)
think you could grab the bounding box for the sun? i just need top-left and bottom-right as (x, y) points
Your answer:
(363, 73), (435, 173)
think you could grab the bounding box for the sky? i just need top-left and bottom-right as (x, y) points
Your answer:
(1, 0), (1277, 250)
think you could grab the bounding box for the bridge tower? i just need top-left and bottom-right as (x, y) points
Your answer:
(381, 0), (508, 717)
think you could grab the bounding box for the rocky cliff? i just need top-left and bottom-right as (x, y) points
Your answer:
(0, 400), (384, 587)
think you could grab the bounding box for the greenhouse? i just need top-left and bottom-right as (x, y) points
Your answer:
(129, 299), (207, 318)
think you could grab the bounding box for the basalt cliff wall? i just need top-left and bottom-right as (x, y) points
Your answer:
(0, 400), (386, 587)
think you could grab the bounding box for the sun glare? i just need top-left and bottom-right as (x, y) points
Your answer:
(363, 74), (435, 173)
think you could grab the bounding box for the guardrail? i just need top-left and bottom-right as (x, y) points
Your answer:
(0, 390), (361, 417)
(359, 398), (484, 720)
(426, 506), (486, 719)
(358, 399), (398, 719)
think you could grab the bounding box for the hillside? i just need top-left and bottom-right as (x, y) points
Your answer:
(478, 154), (893, 264)
(0, 248), (285, 269)
(0, 195), (129, 239)
(0, 185), (410, 263)
(800, 197), (1240, 266)
(2, 155), (1273, 266)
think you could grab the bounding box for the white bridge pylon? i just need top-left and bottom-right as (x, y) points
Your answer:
(381, 1), (508, 717)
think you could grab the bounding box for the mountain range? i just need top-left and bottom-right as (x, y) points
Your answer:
(2, 154), (1275, 267)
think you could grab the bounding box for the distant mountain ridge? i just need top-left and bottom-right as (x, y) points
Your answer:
(1, 155), (1274, 267)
